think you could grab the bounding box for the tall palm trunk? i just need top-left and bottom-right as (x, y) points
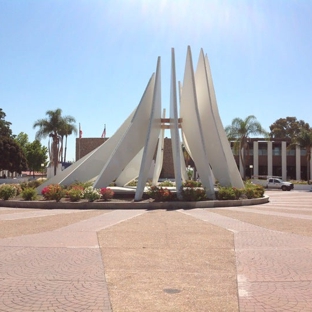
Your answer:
(239, 138), (247, 180)
(53, 136), (58, 176)
(307, 151), (311, 184)
(64, 135), (68, 163)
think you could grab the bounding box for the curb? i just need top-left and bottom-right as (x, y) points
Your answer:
(0, 195), (269, 210)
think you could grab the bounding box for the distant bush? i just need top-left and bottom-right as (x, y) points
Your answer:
(126, 180), (137, 187)
(183, 180), (202, 188)
(12, 184), (22, 196)
(158, 180), (175, 187)
(147, 186), (175, 201)
(180, 187), (207, 201)
(67, 188), (83, 202)
(21, 187), (37, 201)
(83, 186), (101, 202)
(20, 180), (43, 190)
(290, 180), (310, 185)
(66, 181), (92, 190)
(217, 187), (237, 200)
(244, 182), (264, 199)
(217, 183), (264, 200)
(100, 188), (114, 201)
(0, 184), (17, 200)
(41, 184), (65, 202)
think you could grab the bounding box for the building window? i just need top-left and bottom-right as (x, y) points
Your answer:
(287, 148), (295, 156)
(301, 148), (307, 156)
(273, 147), (281, 156)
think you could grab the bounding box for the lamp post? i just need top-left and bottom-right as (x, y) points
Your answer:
(249, 165), (253, 179)
(41, 163), (44, 179)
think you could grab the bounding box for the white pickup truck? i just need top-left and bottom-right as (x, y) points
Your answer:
(265, 178), (294, 191)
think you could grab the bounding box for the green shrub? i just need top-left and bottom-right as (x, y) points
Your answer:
(21, 187), (37, 201)
(244, 183), (264, 199)
(183, 180), (202, 187)
(232, 187), (244, 199)
(41, 184), (65, 202)
(20, 180), (43, 190)
(180, 187), (207, 201)
(126, 180), (138, 186)
(67, 188), (83, 202)
(0, 184), (17, 200)
(147, 186), (175, 201)
(10, 184), (22, 196)
(20, 182), (28, 190)
(158, 180), (175, 187)
(27, 179), (44, 189)
(83, 186), (101, 202)
(217, 187), (237, 200)
(66, 181), (92, 190)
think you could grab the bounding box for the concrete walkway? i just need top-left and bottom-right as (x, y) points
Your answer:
(0, 190), (311, 311)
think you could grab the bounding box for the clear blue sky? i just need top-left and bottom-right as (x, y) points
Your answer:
(1, 0), (312, 162)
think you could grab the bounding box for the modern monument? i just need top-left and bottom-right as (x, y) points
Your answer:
(37, 47), (244, 200)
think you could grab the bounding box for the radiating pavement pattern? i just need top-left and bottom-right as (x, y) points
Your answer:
(183, 191), (312, 312)
(0, 191), (312, 311)
(0, 209), (146, 312)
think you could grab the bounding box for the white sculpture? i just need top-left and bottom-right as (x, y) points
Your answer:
(37, 47), (244, 200)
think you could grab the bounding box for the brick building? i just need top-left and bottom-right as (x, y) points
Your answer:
(76, 137), (311, 181)
(231, 138), (312, 181)
(76, 137), (184, 179)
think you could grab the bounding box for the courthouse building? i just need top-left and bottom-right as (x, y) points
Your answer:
(231, 138), (312, 181)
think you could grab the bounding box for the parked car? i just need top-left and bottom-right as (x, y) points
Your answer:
(265, 178), (294, 191)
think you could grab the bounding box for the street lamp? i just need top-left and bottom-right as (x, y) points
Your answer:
(249, 165), (253, 179)
(41, 163), (44, 179)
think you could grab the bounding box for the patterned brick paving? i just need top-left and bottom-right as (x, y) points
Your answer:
(182, 191), (312, 311)
(1, 191), (312, 311)
(0, 209), (145, 311)
(0, 208), (89, 220)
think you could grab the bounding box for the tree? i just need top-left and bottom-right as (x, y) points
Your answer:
(14, 132), (29, 156)
(26, 140), (48, 178)
(14, 133), (48, 178)
(58, 122), (77, 163)
(290, 129), (312, 183)
(0, 108), (12, 137)
(0, 110), (27, 175)
(225, 115), (268, 180)
(33, 108), (76, 176)
(0, 136), (27, 174)
(269, 117), (310, 139)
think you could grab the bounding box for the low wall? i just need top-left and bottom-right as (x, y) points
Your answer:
(0, 178), (29, 185)
(0, 195), (269, 210)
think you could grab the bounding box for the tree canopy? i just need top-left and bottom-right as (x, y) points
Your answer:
(0, 109), (27, 174)
(0, 108), (12, 137)
(0, 136), (27, 173)
(13, 133), (48, 176)
(26, 140), (48, 176)
(290, 128), (312, 182)
(33, 108), (76, 176)
(269, 117), (310, 139)
(225, 115), (268, 179)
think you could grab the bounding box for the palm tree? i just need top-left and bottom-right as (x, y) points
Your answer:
(225, 115), (268, 180)
(33, 109), (76, 176)
(290, 129), (312, 183)
(59, 122), (77, 162)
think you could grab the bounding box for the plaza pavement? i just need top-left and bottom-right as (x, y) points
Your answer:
(0, 190), (311, 311)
